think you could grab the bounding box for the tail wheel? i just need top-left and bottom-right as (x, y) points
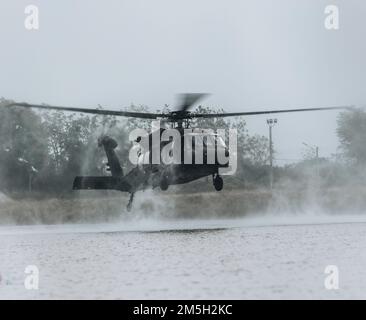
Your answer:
(213, 175), (223, 191)
(160, 176), (169, 191)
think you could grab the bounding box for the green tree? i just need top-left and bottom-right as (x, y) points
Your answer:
(0, 98), (48, 192)
(337, 109), (366, 165)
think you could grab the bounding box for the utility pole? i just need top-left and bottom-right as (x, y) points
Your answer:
(267, 118), (277, 189)
(18, 157), (38, 193)
(302, 142), (319, 176)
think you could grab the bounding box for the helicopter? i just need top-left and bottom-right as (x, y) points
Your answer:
(6, 94), (353, 211)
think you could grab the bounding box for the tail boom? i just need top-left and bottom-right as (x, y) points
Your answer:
(73, 176), (131, 192)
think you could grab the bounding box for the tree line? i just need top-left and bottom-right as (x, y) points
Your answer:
(0, 97), (364, 197)
(0, 98), (269, 196)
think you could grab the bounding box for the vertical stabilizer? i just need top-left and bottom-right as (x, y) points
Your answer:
(98, 136), (123, 177)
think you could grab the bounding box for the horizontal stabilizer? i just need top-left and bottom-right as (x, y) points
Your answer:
(73, 176), (131, 192)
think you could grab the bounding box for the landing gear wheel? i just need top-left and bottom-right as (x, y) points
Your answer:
(213, 175), (223, 191)
(160, 176), (169, 191)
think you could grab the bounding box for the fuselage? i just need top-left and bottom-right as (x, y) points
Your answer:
(126, 127), (229, 192)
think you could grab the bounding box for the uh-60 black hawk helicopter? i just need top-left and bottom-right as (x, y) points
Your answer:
(6, 94), (353, 211)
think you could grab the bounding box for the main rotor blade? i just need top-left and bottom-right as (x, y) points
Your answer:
(176, 93), (209, 112)
(190, 105), (355, 118)
(5, 102), (165, 119)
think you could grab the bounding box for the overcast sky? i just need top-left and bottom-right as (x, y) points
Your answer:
(1, 0), (365, 164)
